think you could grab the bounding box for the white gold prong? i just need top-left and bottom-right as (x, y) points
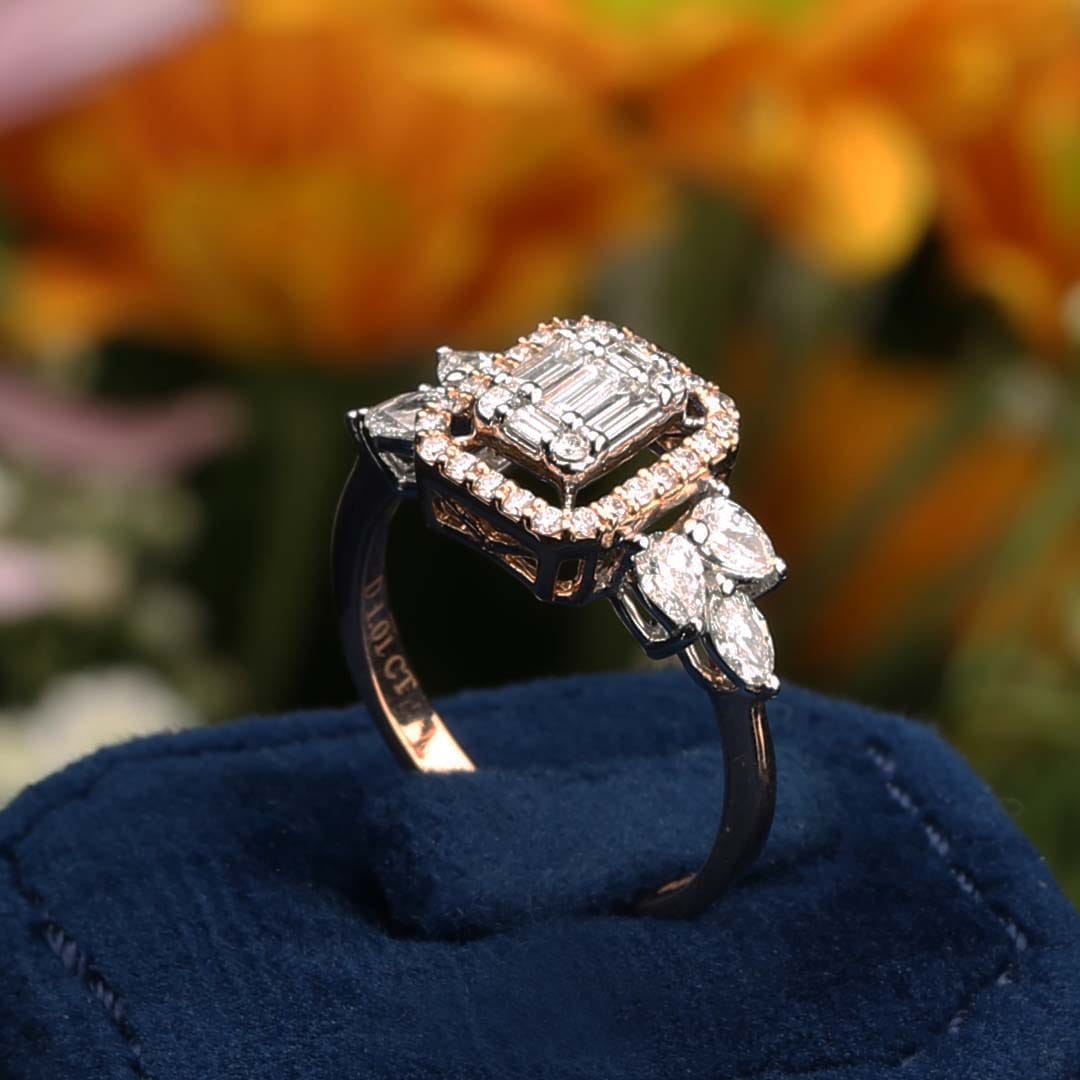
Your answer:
(634, 534), (650, 552)
(774, 558), (787, 578)
(719, 577), (736, 596)
(684, 520), (709, 546)
(764, 674), (781, 693)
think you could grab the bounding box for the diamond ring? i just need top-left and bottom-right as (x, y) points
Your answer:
(333, 317), (785, 918)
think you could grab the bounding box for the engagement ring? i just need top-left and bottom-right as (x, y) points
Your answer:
(333, 317), (785, 918)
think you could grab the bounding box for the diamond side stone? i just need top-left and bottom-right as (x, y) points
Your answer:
(633, 533), (706, 627)
(689, 496), (777, 583)
(705, 591), (775, 691)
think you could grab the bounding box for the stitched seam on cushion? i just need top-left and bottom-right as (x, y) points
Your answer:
(0, 846), (154, 1078)
(864, 739), (1032, 1045)
(1, 724), (371, 1079)
(865, 740), (1033, 954)
(718, 734), (1038, 1080)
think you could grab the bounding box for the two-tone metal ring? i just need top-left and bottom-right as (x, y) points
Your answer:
(333, 316), (785, 918)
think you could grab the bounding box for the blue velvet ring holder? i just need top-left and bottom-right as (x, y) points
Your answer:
(2, 671), (1079, 1079)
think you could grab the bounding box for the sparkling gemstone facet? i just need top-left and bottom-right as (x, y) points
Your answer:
(633, 533), (706, 627)
(477, 386), (514, 421)
(500, 486), (533, 519)
(529, 503), (564, 536)
(437, 349), (496, 386)
(444, 452), (478, 482)
(365, 390), (430, 441)
(690, 496), (777, 583)
(688, 430), (724, 460)
(472, 469), (505, 500)
(667, 448), (703, 479)
(706, 591), (774, 691)
(652, 463), (680, 494)
(621, 474), (657, 508)
(548, 429), (591, 466)
(570, 507), (601, 537)
(478, 318), (686, 489)
(416, 434), (451, 464)
(414, 409), (446, 433)
(594, 495), (630, 526)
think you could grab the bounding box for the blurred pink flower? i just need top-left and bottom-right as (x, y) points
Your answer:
(0, 369), (246, 481)
(0, 0), (218, 131)
(0, 538), (129, 622)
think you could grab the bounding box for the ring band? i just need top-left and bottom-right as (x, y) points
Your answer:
(333, 317), (785, 918)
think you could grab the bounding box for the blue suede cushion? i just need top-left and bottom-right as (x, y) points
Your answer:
(1, 671), (1078, 1079)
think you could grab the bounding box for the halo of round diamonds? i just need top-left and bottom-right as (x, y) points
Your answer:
(528, 503), (564, 537)
(594, 495), (630, 527)
(417, 433), (452, 464)
(472, 468), (506, 501)
(621, 473), (657, 510)
(667, 447), (704, 479)
(570, 507), (601, 538)
(444, 451), (479, 482)
(499, 485), (533, 519)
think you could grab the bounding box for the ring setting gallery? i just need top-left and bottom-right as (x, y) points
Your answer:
(333, 316), (786, 918)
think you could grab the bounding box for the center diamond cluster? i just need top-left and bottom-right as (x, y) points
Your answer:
(371, 317), (739, 546)
(631, 495), (783, 694)
(472, 320), (687, 492)
(359, 316), (781, 693)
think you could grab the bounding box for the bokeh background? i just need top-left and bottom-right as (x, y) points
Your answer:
(1, 1), (1078, 899)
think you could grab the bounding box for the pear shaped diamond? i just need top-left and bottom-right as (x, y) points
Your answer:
(364, 390), (430, 442)
(706, 591), (775, 692)
(690, 496), (777, 583)
(633, 533), (706, 628)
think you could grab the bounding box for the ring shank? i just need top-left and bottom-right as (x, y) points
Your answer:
(334, 459), (475, 772)
(333, 444), (776, 918)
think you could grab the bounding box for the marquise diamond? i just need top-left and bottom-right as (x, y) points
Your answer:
(689, 496), (777, 583)
(633, 533), (706, 628)
(706, 591), (775, 691)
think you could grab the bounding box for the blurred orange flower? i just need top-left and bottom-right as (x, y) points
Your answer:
(1, 0), (1078, 362)
(0, 2), (663, 363)
(745, 349), (1050, 677)
(645, 0), (1077, 297)
(939, 50), (1080, 351)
